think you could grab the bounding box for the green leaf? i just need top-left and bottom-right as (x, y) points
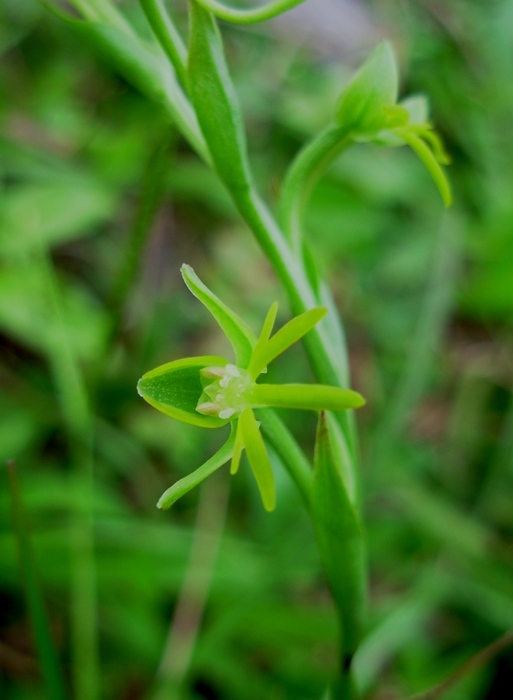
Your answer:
(0, 180), (115, 256)
(312, 412), (366, 658)
(157, 426), (235, 508)
(188, 0), (253, 193)
(181, 264), (257, 367)
(336, 41), (399, 136)
(251, 383), (365, 412)
(249, 307), (327, 378)
(239, 408), (276, 511)
(137, 356), (230, 428)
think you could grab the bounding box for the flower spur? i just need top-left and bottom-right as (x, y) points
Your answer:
(137, 265), (365, 511)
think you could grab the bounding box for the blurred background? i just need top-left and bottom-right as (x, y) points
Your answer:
(1, 0), (513, 698)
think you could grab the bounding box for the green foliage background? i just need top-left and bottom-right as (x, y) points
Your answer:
(1, 0), (513, 698)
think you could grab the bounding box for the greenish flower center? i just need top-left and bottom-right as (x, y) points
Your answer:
(196, 364), (252, 419)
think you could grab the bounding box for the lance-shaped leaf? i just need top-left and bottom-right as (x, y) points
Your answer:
(336, 41), (398, 136)
(249, 306), (327, 378)
(239, 408), (276, 511)
(137, 356), (229, 428)
(251, 383), (365, 411)
(182, 264), (256, 367)
(312, 412), (366, 658)
(188, 0), (253, 194)
(157, 426), (236, 508)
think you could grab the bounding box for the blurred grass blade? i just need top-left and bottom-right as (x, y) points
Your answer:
(7, 461), (68, 700)
(41, 1), (207, 162)
(181, 264), (257, 367)
(250, 307), (327, 377)
(157, 426), (236, 508)
(312, 413), (366, 661)
(406, 629), (513, 700)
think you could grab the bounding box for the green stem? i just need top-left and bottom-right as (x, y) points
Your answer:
(193, 0), (306, 24)
(280, 125), (352, 254)
(139, 0), (188, 88)
(236, 191), (359, 463)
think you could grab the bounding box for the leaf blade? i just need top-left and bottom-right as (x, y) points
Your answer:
(312, 412), (366, 658)
(188, 0), (252, 192)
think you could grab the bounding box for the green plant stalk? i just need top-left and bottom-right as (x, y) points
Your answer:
(257, 408), (313, 511)
(139, 0), (188, 88)
(37, 251), (99, 700)
(279, 125), (352, 255)
(193, 0), (306, 24)
(7, 461), (68, 700)
(186, 5), (364, 688)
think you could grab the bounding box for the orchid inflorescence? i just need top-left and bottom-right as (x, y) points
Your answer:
(138, 265), (365, 511)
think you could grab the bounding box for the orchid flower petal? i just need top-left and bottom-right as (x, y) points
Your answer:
(137, 356), (229, 428)
(394, 128), (452, 207)
(250, 307), (327, 378)
(248, 301), (278, 378)
(239, 408), (276, 511)
(181, 264), (257, 366)
(157, 425), (236, 509)
(251, 383), (365, 412)
(230, 418), (245, 474)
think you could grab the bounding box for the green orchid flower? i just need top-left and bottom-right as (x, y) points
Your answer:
(337, 41), (452, 206)
(137, 265), (365, 512)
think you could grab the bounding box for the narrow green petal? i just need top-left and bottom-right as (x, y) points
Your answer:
(138, 355), (229, 428)
(157, 426), (236, 508)
(248, 301), (278, 379)
(181, 264), (257, 367)
(251, 383), (365, 411)
(239, 408), (276, 511)
(230, 418), (245, 474)
(395, 128), (452, 207)
(250, 307), (327, 378)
